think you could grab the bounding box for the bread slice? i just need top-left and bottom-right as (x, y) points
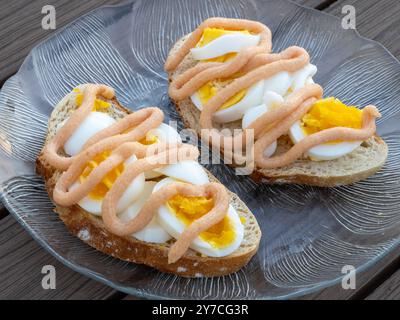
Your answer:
(167, 35), (388, 187)
(36, 87), (261, 277)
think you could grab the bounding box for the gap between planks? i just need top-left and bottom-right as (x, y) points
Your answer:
(0, 215), (120, 299)
(2, 0), (400, 300)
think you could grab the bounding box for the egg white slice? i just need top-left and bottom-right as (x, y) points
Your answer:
(263, 63), (317, 99)
(263, 71), (292, 97)
(191, 80), (264, 124)
(72, 154), (145, 216)
(242, 103), (268, 129)
(242, 91), (284, 128)
(242, 91), (283, 157)
(190, 80), (264, 123)
(243, 104), (277, 157)
(190, 64), (317, 124)
(119, 181), (172, 243)
(154, 177), (244, 258)
(145, 123), (182, 145)
(191, 33), (260, 61)
(288, 63), (317, 95)
(289, 121), (362, 161)
(143, 123), (183, 180)
(64, 112), (116, 156)
(153, 160), (209, 185)
(214, 80), (265, 123)
(190, 92), (203, 111)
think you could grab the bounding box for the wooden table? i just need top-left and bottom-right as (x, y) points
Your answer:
(1, 0), (399, 300)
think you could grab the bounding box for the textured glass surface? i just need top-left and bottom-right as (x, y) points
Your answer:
(0, 0), (400, 299)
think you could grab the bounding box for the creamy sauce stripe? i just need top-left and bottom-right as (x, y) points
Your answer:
(165, 17), (272, 72)
(166, 18), (380, 168)
(45, 84), (230, 263)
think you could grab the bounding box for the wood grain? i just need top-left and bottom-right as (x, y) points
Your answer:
(366, 267), (400, 300)
(302, 248), (400, 299)
(0, 0), (124, 300)
(301, 0), (400, 299)
(292, 0), (336, 10)
(326, 0), (400, 57)
(0, 0), (123, 85)
(1, 0), (400, 300)
(0, 206), (7, 220)
(0, 215), (118, 299)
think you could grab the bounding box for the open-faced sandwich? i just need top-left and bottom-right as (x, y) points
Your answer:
(36, 84), (261, 277)
(166, 17), (388, 186)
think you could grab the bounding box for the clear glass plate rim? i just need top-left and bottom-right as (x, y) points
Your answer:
(0, 0), (399, 300)
(2, 188), (399, 300)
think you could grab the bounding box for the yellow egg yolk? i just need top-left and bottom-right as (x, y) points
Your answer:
(198, 81), (247, 110)
(167, 194), (236, 249)
(301, 97), (363, 138)
(196, 27), (251, 63)
(79, 151), (124, 200)
(73, 88), (111, 111)
(195, 28), (252, 110)
(139, 134), (158, 145)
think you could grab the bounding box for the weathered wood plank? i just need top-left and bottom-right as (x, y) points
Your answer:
(2, 0), (400, 300)
(0, 0), (126, 300)
(0, 215), (119, 299)
(296, 0), (400, 57)
(366, 267), (400, 300)
(0, 199), (7, 219)
(0, 0), (123, 84)
(302, 248), (400, 299)
(125, 0), (399, 300)
(302, 0), (400, 299)
(292, 0), (333, 9)
(325, 0), (400, 57)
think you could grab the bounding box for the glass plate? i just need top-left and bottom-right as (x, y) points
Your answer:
(1, 0), (400, 300)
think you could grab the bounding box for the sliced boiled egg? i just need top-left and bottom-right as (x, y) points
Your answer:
(263, 63), (317, 98)
(190, 64), (317, 124)
(241, 91), (283, 158)
(119, 181), (172, 243)
(140, 123), (182, 146)
(289, 97), (363, 161)
(63, 87), (116, 156)
(74, 88), (112, 112)
(71, 152), (145, 216)
(141, 123), (183, 180)
(154, 177), (244, 258)
(153, 160), (209, 185)
(242, 91), (284, 128)
(191, 79), (265, 123)
(64, 112), (116, 156)
(191, 27), (260, 61)
(289, 64), (317, 94)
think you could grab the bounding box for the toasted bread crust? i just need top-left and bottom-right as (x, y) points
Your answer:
(167, 35), (388, 187)
(250, 136), (386, 186)
(173, 91), (387, 187)
(36, 90), (261, 277)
